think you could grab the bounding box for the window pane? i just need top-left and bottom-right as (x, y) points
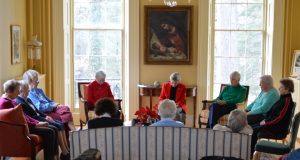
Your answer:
(74, 0), (122, 28)
(247, 4), (263, 29)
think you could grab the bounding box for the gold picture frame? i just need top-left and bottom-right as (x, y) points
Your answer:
(11, 25), (21, 65)
(144, 6), (193, 65)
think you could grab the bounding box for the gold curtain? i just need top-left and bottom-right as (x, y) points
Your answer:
(26, 0), (53, 97)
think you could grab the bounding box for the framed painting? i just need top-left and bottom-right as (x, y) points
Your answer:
(144, 6), (192, 65)
(11, 25), (21, 64)
(291, 50), (300, 76)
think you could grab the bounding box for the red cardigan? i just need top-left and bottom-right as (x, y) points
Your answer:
(87, 80), (114, 108)
(159, 82), (187, 112)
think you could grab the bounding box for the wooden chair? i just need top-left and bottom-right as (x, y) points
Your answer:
(254, 112), (300, 158)
(198, 84), (250, 128)
(77, 82), (124, 130)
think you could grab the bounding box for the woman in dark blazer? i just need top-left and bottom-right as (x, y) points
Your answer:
(16, 80), (70, 160)
(88, 98), (123, 129)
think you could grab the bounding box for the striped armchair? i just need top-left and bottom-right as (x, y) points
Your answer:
(70, 127), (252, 160)
(198, 84), (250, 128)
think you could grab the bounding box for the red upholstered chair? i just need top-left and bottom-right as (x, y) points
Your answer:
(78, 82), (123, 129)
(0, 105), (42, 160)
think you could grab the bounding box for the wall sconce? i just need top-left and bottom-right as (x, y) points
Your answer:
(27, 35), (42, 69)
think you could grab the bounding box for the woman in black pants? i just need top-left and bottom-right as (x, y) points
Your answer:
(250, 79), (295, 155)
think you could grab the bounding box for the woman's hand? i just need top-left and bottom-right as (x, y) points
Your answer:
(260, 120), (266, 126)
(45, 116), (54, 122)
(36, 122), (49, 127)
(217, 100), (226, 106)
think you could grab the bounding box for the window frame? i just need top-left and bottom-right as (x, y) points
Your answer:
(70, 0), (125, 111)
(209, 0), (268, 100)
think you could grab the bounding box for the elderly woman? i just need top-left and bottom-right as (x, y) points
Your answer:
(0, 80), (61, 160)
(151, 99), (184, 127)
(213, 109), (253, 134)
(245, 75), (280, 125)
(207, 71), (247, 128)
(159, 72), (187, 123)
(15, 80), (70, 159)
(23, 69), (76, 131)
(88, 98), (122, 129)
(87, 70), (114, 109)
(250, 78), (295, 155)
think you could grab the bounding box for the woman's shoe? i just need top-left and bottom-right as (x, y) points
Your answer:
(60, 153), (70, 160)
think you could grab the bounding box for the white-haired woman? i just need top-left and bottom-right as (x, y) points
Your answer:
(207, 71), (247, 128)
(159, 72), (187, 123)
(151, 99), (184, 127)
(87, 70), (114, 109)
(213, 109), (253, 134)
(245, 75), (280, 125)
(23, 69), (76, 131)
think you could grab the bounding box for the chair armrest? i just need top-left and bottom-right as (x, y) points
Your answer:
(202, 100), (214, 110)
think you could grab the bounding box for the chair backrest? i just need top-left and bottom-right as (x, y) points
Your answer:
(78, 82), (89, 100)
(288, 111), (300, 150)
(287, 102), (297, 133)
(70, 127), (252, 160)
(220, 84), (250, 104)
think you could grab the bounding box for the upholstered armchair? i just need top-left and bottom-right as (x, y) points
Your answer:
(0, 106), (42, 160)
(198, 84), (249, 128)
(77, 82), (124, 130)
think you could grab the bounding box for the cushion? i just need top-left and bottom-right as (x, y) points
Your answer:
(255, 140), (291, 155)
(0, 105), (29, 133)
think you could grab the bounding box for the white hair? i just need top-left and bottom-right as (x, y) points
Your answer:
(158, 99), (177, 119)
(18, 80), (29, 92)
(169, 72), (181, 81)
(3, 79), (19, 93)
(227, 109), (248, 133)
(230, 71), (241, 81)
(23, 69), (39, 84)
(260, 75), (273, 87)
(95, 70), (106, 79)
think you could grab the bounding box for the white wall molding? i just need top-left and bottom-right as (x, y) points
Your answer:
(124, 0), (140, 120)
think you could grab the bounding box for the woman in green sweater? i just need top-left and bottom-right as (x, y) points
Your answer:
(207, 71), (247, 128)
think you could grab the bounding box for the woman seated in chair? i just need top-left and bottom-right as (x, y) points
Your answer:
(88, 98), (122, 129)
(23, 69), (76, 131)
(245, 75), (280, 125)
(87, 70), (114, 109)
(0, 80), (63, 160)
(250, 78), (295, 155)
(151, 99), (184, 127)
(15, 80), (70, 160)
(213, 109), (253, 134)
(159, 72), (187, 124)
(207, 71), (247, 128)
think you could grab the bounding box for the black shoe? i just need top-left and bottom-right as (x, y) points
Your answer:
(60, 153), (70, 160)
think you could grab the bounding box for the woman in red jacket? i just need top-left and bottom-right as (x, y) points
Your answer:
(159, 72), (187, 124)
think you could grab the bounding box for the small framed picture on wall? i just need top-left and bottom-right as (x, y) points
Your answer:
(291, 50), (300, 76)
(11, 25), (21, 65)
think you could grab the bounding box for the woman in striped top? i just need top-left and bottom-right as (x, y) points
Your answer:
(250, 78), (295, 155)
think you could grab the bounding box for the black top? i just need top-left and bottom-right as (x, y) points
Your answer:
(15, 96), (47, 121)
(264, 93), (294, 135)
(87, 117), (123, 129)
(169, 86), (177, 101)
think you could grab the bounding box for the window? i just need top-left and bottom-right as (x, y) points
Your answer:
(73, 0), (123, 107)
(211, 0), (266, 102)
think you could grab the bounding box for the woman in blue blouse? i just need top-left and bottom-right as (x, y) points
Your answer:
(23, 69), (76, 131)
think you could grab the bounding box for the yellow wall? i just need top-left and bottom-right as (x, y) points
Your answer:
(0, 0), (27, 91)
(283, 0), (300, 76)
(139, 0), (199, 126)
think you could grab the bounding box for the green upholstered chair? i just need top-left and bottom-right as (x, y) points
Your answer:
(255, 112), (300, 155)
